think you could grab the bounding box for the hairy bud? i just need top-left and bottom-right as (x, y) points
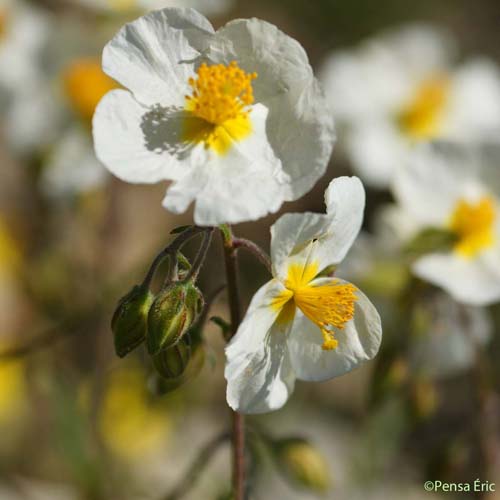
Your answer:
(151, 341), (205, 394)
(111, 285), (154, 358)
(147, 281), (204, 355)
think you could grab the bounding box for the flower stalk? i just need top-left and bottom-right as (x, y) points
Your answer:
(220, 224), (246, 500)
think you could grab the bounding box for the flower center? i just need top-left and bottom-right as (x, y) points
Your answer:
(274, 261), (358, 351)
(182, 62), (257, 155)
(449, 196), (496, 257)
(397, 76), (449, 140)
(62, 58), (118, 123)
(186, 61), (257, 125)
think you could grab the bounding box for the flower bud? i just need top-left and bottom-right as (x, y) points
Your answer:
(151, 342), (205, 394)
(152, 339), (191, 379)
(274, 438), (331, 494)
(147, 281), (204, 355)
(111, 285), (154, 358)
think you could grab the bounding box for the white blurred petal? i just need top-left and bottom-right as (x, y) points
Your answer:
(413, 249), (500, 305)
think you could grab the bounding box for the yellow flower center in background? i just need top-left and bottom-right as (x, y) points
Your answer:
(0, 217), (21, 278)
(273, 261), (358, 350)
(98, 367), (170, 460)
(397, 76), (450, 140)
(183, 61), (257, 155)
(0, 358), (26, 424)
(0, 10), (7, 41)
(106, 0), (137, 11)
(63, 58), (118, 123)
(449, 196), (496, 257)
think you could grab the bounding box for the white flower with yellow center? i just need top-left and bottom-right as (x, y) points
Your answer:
(391, 141), (500, 305)
(93, 8), (335, 225)
(225, 177), (382, 414)
(320, 24), (500, 187)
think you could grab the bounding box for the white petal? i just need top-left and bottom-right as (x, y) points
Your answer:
(270, 212), (332, 282)
(314, 176), (365, 267)
(376, 23), (454, 78)
(393, 141), (485, 227)
(410, 292), (492, 378)
(4, 79), (61, 153)
(413, 249), (500, 305)
(209, 18), (335, 201)
(320, 48), (409, 121)
(102, 8), (214, 107)
(346, 119), (408, 189)
(225, 280), (296, 414)
(446, 58), (500, 138)
(288, 279), (382, 381)
(93, 89), (188, 184)
(42, 127), (107, 197)
(162, 103), (289, 226)
(270, 177), (364, 281)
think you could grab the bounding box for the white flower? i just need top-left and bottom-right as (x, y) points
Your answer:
(320, 24), (500, 187)
(390, 141), (500, 305)
(72, 0), (233, 17)
(0, 0), (57, 152)
(410, 291), (491, 378)
(93, 8), (335, 225)
(224, 177), (382, 414)
(42, 126), (108, 197)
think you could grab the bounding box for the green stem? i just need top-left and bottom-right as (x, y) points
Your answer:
(142, 226), (208, 289)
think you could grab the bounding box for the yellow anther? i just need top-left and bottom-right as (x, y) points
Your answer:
(272, 261), (358, 350)
(63, 58), (118, 123)
(186, 61), (257, 126)
(397, 76), (450, 140)
(449, 196), (496, 257)
(293, 280), (357, 350)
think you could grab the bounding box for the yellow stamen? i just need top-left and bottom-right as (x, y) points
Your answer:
(293, 281), (357, 351)
(182, 61), (257, 155)
(63, 58), (118, 123)
(397, 76), (450, 140)
(272, 261), (358, 350)
(449, 196), (496, 257)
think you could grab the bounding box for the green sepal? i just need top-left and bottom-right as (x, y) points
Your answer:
(111, 285), (154, 358)
(147, 281), (204, 355)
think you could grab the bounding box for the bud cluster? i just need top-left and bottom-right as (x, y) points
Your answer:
(111, 244), (206, 391)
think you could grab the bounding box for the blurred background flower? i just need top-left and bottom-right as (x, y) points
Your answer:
(1, 0), (500, 498)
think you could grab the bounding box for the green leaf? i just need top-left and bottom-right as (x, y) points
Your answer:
(170, 225), (192, 235)
(210, 316), (231, 341)
(404, 227), (457, 257)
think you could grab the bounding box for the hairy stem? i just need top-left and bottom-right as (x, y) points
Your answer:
(220, 225), (246, 500)
(233, 237), (272, 274)
(142, 226), (209, 288)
